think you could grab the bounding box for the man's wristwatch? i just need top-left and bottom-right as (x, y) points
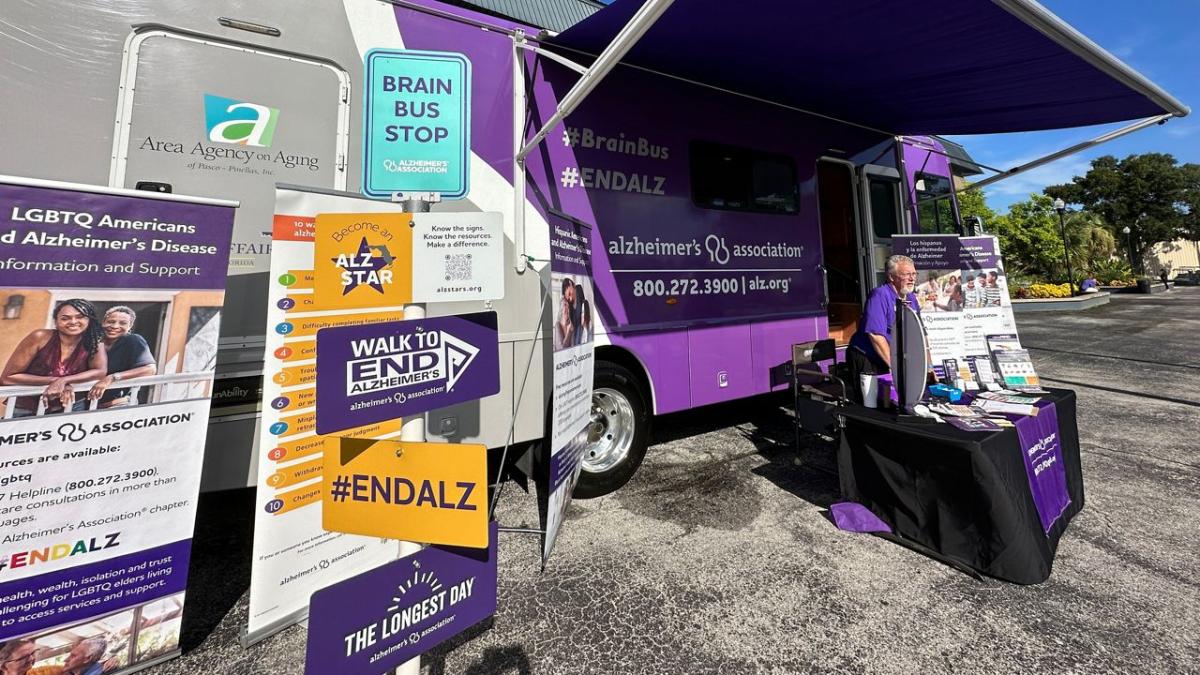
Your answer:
(111, 373), (122, 383)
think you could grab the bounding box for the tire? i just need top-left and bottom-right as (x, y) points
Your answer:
(572, 361), (651, 499)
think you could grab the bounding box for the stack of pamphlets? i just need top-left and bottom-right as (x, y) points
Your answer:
(991, 349), (1046, 392)
(972, 391), (1040, 416)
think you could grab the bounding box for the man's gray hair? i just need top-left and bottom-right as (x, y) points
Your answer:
(886, 254), (915, 275)
(104, 305), (136, 325)
(77, 635), (107, 660)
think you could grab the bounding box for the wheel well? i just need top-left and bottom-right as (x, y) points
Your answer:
(594, 345), (654, 414)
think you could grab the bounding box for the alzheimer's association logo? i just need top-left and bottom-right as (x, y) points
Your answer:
(204, 94), (279, 147)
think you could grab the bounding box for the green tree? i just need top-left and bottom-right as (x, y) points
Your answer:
(956, 184), (997, 224)
(1068, 211), (1117, 271)
(989, 194), (1066, 280)
(1044, 153), (1186, 272)
(989, 194), (1111, 283)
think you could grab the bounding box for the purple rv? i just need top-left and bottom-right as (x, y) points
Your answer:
(0, 0), (1185, 496)
(390, 3), (970, 496)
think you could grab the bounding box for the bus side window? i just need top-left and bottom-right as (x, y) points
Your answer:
(868, 177), (900, 239)
(690, 141), (799, 214)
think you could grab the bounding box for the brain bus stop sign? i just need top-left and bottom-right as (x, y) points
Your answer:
(363, 49), (471, 199)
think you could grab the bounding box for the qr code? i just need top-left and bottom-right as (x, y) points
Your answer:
(445, 253), (472, 281)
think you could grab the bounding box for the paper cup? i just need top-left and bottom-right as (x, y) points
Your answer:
(860, 374), (879, 408)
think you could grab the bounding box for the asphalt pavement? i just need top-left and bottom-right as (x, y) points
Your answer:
(163, 287), (1200, 674)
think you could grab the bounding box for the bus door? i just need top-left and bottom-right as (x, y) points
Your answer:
(858, 164), (904, 289)
(110, 28), (349, 378)
(109, 28), (350, 488)
(815, 159), (866, 344)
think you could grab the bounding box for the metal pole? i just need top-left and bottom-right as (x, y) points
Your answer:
(392, 192), (435, 675)
(512, 33), (528, 274)
(515, 0), (675, 163)
(963, 115), (1174, 194)
(1057, 209), (1076, 295)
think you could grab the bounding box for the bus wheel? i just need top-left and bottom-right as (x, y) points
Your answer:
(574, 361), (650, 499)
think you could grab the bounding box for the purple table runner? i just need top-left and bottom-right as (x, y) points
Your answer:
(1011, 401), (1072, 533)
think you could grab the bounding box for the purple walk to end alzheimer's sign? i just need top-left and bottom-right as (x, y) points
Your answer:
(314, 312), (500, 435)
(304, 522), (497, 674)
(1014, 403), (1071, 532)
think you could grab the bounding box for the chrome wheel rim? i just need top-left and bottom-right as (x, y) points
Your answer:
(582, 387), (636, 474)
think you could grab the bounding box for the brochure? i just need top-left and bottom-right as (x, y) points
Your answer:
(974, 398), (1039, 417)
(992, 349), (1042, 389)
(946, 417), (1004, 432)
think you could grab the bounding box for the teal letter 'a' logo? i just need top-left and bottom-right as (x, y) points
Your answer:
(204, 94), (279, 147)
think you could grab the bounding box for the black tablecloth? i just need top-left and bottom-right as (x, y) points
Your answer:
(837, 388), (1084, 584)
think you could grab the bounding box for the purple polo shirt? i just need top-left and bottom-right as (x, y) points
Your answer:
(849, 283), (920, 370)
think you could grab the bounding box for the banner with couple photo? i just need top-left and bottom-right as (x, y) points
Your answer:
(0, 176), (234, 674)
(892, 235), (1022, 384)
(543, 214), (595, 564)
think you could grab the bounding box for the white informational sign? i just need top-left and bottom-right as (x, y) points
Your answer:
(0, 176), (235, 673)
(543, 216), (595, 563)
(245, 186), (406, 641)
(410, 212), (505, 303)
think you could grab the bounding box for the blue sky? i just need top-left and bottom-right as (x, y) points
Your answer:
(943, 0), (1199, 214)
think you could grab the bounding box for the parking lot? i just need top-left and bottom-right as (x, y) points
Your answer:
(168, 288), (1200, 674)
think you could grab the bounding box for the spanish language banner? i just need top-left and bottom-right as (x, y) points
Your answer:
(0, 176), (234, 673)
(543, 214), (596, 564)
(246, 186), (405, 641)
(891, 235), (1021, 375)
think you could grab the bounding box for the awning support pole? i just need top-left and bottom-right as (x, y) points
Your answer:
(511, 0), (674, 272)
(958, 114), (1175, 194)
(515, 0), (674, 163)
(513, 31), (528, 273)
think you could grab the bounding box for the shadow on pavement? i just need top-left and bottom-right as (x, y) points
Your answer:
(649, 391), (843, 511)
(423, 618), (534, 675)
(180, 487), (255, 652)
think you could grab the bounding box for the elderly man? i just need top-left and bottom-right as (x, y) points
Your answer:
(847, 254), (921, 404)
(27, 636), (106, 675)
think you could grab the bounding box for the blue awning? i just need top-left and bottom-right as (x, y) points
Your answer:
(546, 0), (1188, 135)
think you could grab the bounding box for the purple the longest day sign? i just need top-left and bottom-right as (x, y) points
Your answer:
(315, 312), (500, 435)
(305, 523), (498, 674)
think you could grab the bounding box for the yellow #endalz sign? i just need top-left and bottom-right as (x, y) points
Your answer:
(313, 212), (413, 309)
(322, 437), (488, 548)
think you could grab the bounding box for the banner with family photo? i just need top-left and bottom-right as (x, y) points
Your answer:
(0, 176), (234, 674)
(543, 215), (595, 564)
(891, 235), (1021, 382)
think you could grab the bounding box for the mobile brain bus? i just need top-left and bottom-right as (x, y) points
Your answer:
(1, 0), (1186, 497)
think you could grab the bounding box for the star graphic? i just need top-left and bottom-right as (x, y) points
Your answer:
(334, 237), (390, 295)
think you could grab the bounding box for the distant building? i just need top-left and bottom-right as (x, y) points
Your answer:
(1148, 240), (1200, 278)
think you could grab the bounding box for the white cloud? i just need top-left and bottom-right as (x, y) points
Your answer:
(980, 154), (1091, 205)
(1163, 123), (1199, 138)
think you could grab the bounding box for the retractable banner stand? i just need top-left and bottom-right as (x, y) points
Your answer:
(543, 216), (596, 564)
(246, 187), (407, 642)
(0, 176), (234, 673)
(891, 235), (1020, 381)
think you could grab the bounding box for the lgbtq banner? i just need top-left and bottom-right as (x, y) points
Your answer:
(0, 176), (234, 673)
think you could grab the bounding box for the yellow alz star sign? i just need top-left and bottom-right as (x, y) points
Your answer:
(322, 437), (489, 548)
(314, 212), (413, 309)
